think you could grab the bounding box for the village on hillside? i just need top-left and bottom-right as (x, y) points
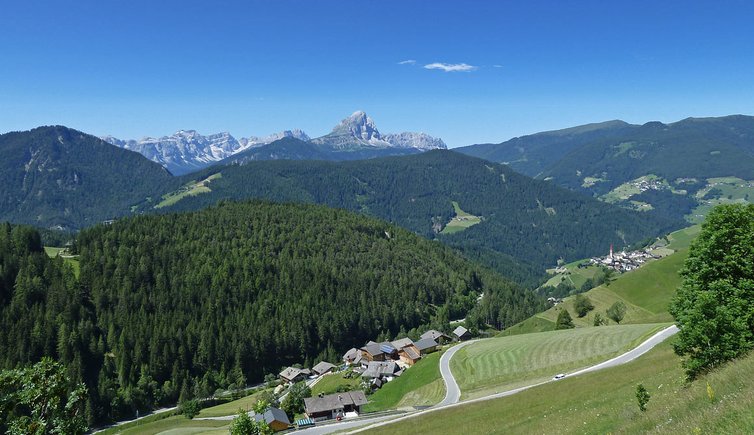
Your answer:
(265, 325), (473, 430)
(587, 244), (662, 273)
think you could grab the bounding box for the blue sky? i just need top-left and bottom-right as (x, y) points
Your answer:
(2, 0), (753, 147)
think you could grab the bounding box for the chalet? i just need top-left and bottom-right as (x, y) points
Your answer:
(420, 329), (451, 344)
(253, 407), (291, 432)
(362, 361), (400, 380)
(304, 391), (368, 420)
(414, 337), (439, 355)
(312, 361), (336, 376)
(342, 348), (364, 366)
(398, 345), (421, 366)
(390, 337), (414, 350)
(361, 341), (397, 362)
(360, 342), (385, 362)
(453, 325), (471, 341)
(279, 367), (305, 384)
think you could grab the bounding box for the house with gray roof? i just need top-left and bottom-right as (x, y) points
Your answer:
(362, 361), (399, 379)
(304, 391), (368, 420)
(414, 337), (439, 355)
(453, 325), (471, 341)
(342, 348), (364, 366)
(420, 329), (451, 344)
(312, 361), (336, 376)
(398, 344), (421, 366)
(253, 406), (291, 432)
(279, 367), (305, 384)
(390, 337), (414, 350)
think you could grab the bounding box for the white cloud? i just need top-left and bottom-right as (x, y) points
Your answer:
(423, 62), (478, 72)
(493, 64), (504, 68)
(398, 59), (416, 65)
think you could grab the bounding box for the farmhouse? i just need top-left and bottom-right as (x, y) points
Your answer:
(253, 407), (290, 432)
(342, 348), (364, 366)
(398, 344), (422, 366)
(279, 367), (306, 384)
(362, 361), (400, 379)
(312, 361), (336, 376)
(421, 329), (451, 344)
(390, 337), (414, 350)
(453, 325), (471, 341)
(304, 391), (368, 420)
(414, 337), (439, 355)
(360, 341), (397, 362)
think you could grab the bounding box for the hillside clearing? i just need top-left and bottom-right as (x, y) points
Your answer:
(452, 323), (667, 400)
(155, 173), (222, 209)
(440, 201), (481, 234)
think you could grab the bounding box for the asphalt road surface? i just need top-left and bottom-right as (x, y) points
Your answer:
(348, 324), (679, 433)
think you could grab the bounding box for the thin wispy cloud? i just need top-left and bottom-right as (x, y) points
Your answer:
(398, 59), (416, 65)
(493, 64), (504, 68)
(423, 62), (478, 72)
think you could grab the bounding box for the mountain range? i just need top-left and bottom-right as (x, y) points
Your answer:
(458, 115), (754, 222)
(103, 111), (446, 175)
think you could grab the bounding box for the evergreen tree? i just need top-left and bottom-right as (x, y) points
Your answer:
(555, 309), (575, 330)
(606, 301), (627, 324)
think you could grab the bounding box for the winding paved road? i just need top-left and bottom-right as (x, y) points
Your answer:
(347, 324), (678, 433)
(183, 325), (678, 434)
(437, 340), (477, 406)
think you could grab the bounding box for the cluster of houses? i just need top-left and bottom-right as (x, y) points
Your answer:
(275, 326), (472, 425)
(589, 245), (660, 273)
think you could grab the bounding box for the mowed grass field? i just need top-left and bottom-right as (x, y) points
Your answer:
(155, 173), (222, 209)
(99, 413), (227, 435)
(371, 340), (754, 434)
(363, 351), (444, 412)
(310, 370), (361, 397)
(542, 260), (603, 291)
(196, 389), (271, 418)
(452, 323), (667, 400)
(99, 389), (270, 434)
(504, 249), (687, 336)
(440, 201), (481, 234)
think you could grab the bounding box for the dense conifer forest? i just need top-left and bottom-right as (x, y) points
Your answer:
(0, 126), (177, 230)
(0, 201), (543, 424)
(166, 151), (679, 285)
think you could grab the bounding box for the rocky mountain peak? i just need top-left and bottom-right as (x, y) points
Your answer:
(332, 111), (383, 141)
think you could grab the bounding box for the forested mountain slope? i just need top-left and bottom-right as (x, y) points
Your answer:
(457, 115), (754, 222)
(164, 151), (680, 284)
(0, 126), (177, 230)
(0, 201), (543, 423)
(455, 120), (634, 177)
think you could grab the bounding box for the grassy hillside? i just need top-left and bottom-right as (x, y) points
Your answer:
(363, 351), (444, 412)
(505, 248), (687, 335)
(451, 323), (667, 400)
(371, 339), (754, 434)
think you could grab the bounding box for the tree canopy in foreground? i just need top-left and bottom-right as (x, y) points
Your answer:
(670, 203), (754, 379)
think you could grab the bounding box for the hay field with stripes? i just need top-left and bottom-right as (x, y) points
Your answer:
(451, 323), (667, 399)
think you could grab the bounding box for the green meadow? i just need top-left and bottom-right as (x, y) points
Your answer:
(452, 323), (666, 400)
